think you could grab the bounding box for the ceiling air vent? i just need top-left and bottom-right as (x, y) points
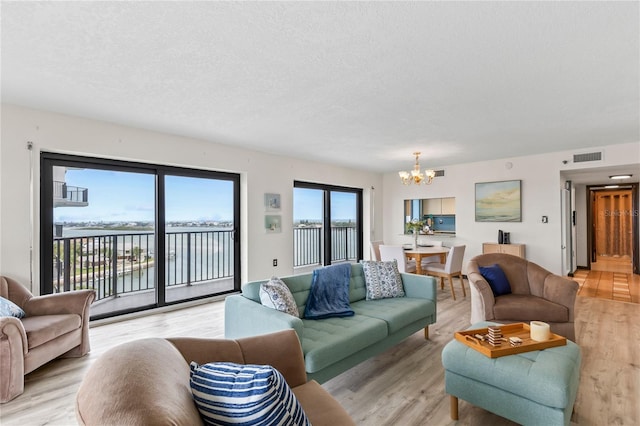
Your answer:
(434, 170), (445, 177)
(573, 151), (602, 163)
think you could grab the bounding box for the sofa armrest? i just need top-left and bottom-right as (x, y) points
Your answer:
(237, 330), (308, 388)
(543, 275), (578, 321)
(0, 316), (28, 402)
(24, 290), (95, 317)
(0, 316), (28, 356)
(25, 290), (95, 357)
(467, 271), (496, 323)
(169, 331), (308, 389)
(401, 273), (437, 301)
(225, 294), (304, 340)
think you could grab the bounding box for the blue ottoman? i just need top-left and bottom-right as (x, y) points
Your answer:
(441, 321), (581, 426)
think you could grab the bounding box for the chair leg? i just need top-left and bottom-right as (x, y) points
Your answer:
(449, 275), (457, 301)
(440, 277), (444, 290)
(459, 273), (466, 297)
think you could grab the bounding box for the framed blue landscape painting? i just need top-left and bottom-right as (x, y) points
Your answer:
(475, 180), (522, 222)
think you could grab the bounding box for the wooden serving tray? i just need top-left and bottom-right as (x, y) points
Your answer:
(455, 323), (567, 358)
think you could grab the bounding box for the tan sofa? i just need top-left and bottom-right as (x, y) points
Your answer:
(76, 329), (355, 425)
(466, 254), (578, 341)
(0, 275), (95, 403)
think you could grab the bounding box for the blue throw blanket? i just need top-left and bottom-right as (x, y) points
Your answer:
(304, 263), (354, 319)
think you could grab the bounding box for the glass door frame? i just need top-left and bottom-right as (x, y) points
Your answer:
(294, 181), (363, 266)
(40, 152), (241, 319)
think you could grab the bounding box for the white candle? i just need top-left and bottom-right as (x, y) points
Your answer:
(530, 321), (551, 341)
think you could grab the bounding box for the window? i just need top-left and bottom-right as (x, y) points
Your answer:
(293, 181), (363, 267)
(41, 153), (240, 320)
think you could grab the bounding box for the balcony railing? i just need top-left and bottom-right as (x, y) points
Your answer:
(52, 226), (356, 302)
(53, 230), (234, 302)
(53, 181), (88, 206)
(293, 225), (358, 267)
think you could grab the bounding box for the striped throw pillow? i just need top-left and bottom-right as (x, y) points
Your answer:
(189, 362), (310, 426)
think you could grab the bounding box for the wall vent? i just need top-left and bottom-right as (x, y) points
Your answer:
(434, 169), (445, 177)
(573, 151), (602, 163)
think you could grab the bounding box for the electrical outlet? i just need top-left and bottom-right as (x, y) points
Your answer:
(273, 259), (277, 267)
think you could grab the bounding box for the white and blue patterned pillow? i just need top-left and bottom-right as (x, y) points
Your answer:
(0, 296), (26, 318)
(361, 260), (405, 300)
(189, 362), (310, 426)
(259, 277), (299, 317)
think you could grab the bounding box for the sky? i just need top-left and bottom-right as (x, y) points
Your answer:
(293, 188), (357, 222)
(54, 168), (357, 223)
(55, 169), (233, 222)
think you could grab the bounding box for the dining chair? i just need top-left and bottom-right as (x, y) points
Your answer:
(370, 240), (384, 261)
(379, 245), (417, 273)
(423, 245), (466, 300)
(420, 240), (444, 266)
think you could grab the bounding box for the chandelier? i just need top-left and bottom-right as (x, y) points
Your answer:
(398, 152), (436, 185)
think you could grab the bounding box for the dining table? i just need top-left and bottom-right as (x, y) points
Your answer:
(404, 246), (450, 275)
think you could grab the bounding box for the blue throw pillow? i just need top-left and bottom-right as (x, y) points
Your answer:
(304, 263), (354, 319)
(189, 362), (310, 426)
(0, 296), (26, 318)
(479, 264), (512, 296)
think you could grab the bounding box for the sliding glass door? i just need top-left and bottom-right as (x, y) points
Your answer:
(41, 153), (240, 320)
(163, 174), (237, 303)
(293, 182), (362, 268)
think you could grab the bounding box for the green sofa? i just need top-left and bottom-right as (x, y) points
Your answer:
(225, 263), (437, 383)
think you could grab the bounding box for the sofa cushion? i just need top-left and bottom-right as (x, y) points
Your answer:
(190, 362), (310, 426)
(347, 264), (367, 303)
(242, 265), (369, 317)
(0, 296), (25, 318)
(351, 297), (434, 334)
(479, 264), (512, 296)
(21, 314), (81, 349)
(361, 260), (405, 300)
(493, 294), (569, 323)
(260, 277), (299, 317)
(301, 315), (388, 373)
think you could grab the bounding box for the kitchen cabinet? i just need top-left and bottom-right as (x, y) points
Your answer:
(441, 198), (456, 215)
(423, 199), (442, 215)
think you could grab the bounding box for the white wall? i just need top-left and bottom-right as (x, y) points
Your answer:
(0, 104), (384, 293)
(382, 142), (640, 275)
(2, 104), (637, 292)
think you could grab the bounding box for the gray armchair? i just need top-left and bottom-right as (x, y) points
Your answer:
(466, 254), (578, 341)
(0, 275), (95, 402)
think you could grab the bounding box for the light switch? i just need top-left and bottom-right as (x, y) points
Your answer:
(542, 216), (548, 223)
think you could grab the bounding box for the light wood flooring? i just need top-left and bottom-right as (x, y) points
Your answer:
(574, 269), (640, 304)
(1, 281), (638, 425)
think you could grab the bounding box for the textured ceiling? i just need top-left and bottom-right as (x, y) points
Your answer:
(1, 1), (639, 175)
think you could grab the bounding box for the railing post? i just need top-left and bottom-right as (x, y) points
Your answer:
(344, 227), (348, 261)
(63, 239), (71, 292)
(317, 227), (322, 265)
(186, 232), (191, 286)
(111, 235), (118, 297)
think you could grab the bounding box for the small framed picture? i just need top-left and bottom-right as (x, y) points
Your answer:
(265, 215), (281, 233)
(265, 193), (281, 211)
